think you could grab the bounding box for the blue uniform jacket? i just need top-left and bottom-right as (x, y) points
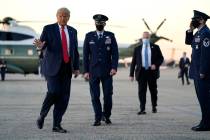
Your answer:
(185, 25), (210, 79)
(83, 31), (119, 76)
(40, 23), (79, 77)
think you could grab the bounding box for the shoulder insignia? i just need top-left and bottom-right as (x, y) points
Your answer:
(203, 38), (210, 47)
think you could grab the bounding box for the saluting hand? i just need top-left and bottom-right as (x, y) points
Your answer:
(189, 21), (195, 32)
(33, 39), (45, 49)
(110, 69), (117, 76)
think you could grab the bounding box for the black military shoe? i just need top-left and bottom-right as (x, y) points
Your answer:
(36, 116), (44, 129)
(105, 118), (112, 125)
(191, 125), (210, 131)
(93, 120), (101, 126)
(137, 110), (146, 115)
(152, 107), (157, 113)
(52, 126), (67, 133)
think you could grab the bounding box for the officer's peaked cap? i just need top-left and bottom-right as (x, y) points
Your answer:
(93, 14), (108, 22)
(192, 10), (210, 21)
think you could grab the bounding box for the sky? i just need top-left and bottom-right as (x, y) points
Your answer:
(0, 0), (210, 60)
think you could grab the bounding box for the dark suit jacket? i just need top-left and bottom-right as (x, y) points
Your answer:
(83, 31), (119, 77)
(40, 23), (79, 77)
(179, 57), (190, 70)
(129, 43), (164, 81)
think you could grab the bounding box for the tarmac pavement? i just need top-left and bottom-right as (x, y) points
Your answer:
(0, 68), (210, 140)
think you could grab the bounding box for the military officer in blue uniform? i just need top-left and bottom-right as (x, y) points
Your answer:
(83, 14), (119, 126)
(185, 10), (210, 131)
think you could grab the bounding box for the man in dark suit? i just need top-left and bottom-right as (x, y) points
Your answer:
(33, 7), (79, 133)
(179, 52), (190, 85)
(185, 10), (210, 131)
(129, 31), (164, 115)
(83, 14), (119, 126)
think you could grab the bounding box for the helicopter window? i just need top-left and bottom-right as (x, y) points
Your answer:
(27, 49), (33, 56)
(4, 48), (13, 55)
(0, 31), (34, 41)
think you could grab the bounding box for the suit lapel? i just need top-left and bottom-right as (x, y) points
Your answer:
(139, 45), (143, 56)
(94, 31), (99, 45)
(54, 23), (62, 47)
(150, 43), (154, 53)
(150, 43), (156, 62)
(67, 26), (73, 53)
(138, 45), (143, 65)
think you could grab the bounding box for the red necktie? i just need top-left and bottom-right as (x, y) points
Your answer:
(61, 26), (69, 63)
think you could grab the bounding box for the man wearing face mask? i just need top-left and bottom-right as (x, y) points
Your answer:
(129, 32), (164, 115)
(83, 14), (119, 126)
(185, 10), (210, 131)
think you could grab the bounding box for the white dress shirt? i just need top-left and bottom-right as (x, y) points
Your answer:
(141, 43), (151, 68)
(58, 24), (70, 55)
(96, 31), (104, 39)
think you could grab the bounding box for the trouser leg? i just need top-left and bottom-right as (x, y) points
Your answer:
(138, 73), (147, 111)
(101, 76), (113, 119)
(53, 76), (71, 127)
(148, 77), (158, 108)
(89, 77), (102, 121)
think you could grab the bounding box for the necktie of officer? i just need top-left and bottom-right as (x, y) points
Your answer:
(144, 43), (149, 70)
(99, 33), (103, 39)
(61, 26), (69, 63)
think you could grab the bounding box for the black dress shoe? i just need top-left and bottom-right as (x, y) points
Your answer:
(52, 126), (67, 133)
(191, 125), (210, 131)
(191, 124), (200, 130)
(105, 118), (112, 125)
(36, 116), (44, 129)
(137, 111), (146, 115)
(152, 107), (157, 113)
(93, 121), (101, 126)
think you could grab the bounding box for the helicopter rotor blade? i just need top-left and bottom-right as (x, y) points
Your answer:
(142, 18), (153, 33)
(155, 18), (166, 33)
(16, 20), (50, 23)
(159, 36), (173, 42)
(0, 20), (8, 24)
(16, 20), (126, 28)
(71, 22), (126, 28)
(0, 21), (7, 24)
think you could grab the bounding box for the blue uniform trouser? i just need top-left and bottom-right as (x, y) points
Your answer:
(40, 61), (72, 127)
(194, 79), (210, 128)
(89, 75), (113, 121)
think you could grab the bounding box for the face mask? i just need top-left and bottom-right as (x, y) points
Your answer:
(191, 20), (200, 28)
(142, 39), (150, 45)
(96, 25), (104, 31)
